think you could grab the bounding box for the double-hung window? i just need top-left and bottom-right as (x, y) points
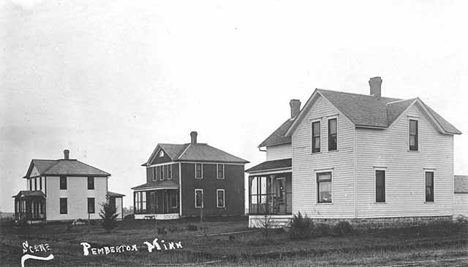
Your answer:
(217, 189), (225, 208)
(195, 163), (203, 179)
(409, 119), (418, 151)
(375, 170), (386, 203)
(217, 164), (225, 179)
(88, 198), (95, 214)
(312, 121), (321, 153)
(60, 198), (68, 214)
(195, 189), (204, 208)
(328, 118), (337, 151)
(425, 172), (434, 202)
(88, 177), (94, 190)
(60, 176), (67, 190)
(317, 172), (332, 203)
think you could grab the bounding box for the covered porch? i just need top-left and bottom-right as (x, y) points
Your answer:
(13, 191), (46, 223)
(246, 159), (293, 216)
(132, 181), (180, 220)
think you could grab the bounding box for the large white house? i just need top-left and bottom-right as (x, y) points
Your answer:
(246, 77), (462, 227)
(13, 150), (124, 223)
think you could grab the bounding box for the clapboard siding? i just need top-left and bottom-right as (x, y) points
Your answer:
(266, 144), (292, 161)
(292, 95), (355, 218)
(356, 103), (454, 218)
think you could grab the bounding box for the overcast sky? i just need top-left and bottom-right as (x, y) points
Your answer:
(1, 0), (467, 212)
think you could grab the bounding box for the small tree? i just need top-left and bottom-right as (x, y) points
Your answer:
(99, 197), (118, 233)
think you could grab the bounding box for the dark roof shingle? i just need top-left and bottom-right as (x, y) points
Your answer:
(245, 158), (292, 173)
(25, 159), (110, 178)
(259, 119), (294, 147)
(132, 180), (179, 191)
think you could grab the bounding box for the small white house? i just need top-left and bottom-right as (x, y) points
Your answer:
(247, 77), (462, 227)
(454, 175), (468, 219)
(13, 150), (124, 223)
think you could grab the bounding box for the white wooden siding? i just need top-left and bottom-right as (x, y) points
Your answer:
(46, 176), (108, 221)
(453, 194), (468, 218)
(292, 95), (356, 218)
(355, 103), (454, 218)
(266, 144), (292, 161)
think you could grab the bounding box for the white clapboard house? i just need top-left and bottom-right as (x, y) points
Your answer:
(246, 77), (462, 227)
(13, 150), (125, 223)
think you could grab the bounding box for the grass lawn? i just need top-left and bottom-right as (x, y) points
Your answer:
(1, 216), (467, 266)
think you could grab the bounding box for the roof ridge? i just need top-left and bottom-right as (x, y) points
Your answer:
(176, 143), (192, 160)
(317, 88), (401, 101)
(386, 98), (417, 105)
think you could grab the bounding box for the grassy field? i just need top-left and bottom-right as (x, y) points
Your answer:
(1, 216), (467, 266)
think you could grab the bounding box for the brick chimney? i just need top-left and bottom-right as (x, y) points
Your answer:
(190, 131), (198, 144)
(369, 76), (382, 99)
(64, 149), (70, 160)
(289, 99), (301, 118)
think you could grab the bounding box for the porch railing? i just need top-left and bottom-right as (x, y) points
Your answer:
(249, 192), (292, 215)
(15, 213), (46, 221)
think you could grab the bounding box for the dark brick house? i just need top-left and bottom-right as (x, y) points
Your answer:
(132, 131), (249, 219)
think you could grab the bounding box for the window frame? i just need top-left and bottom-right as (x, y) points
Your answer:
(167, 164), (172, 180)
(170, 191), (178, 208)
(60, 198), (68, 214)
(425, 171), (434, 202)
(316, 171), (333, 204)
(216, 189), (226, 208)
(375, 169), (386, 203)
(195, 163), (203, 179)
(195, 189), (204, 208)
(60, 176), (67, 190)
(328, 118), (338, 151)
(217, 164), (225, 179)
(88, 197), (95, 214)
(152, 167), (157, 181)
(88, 176), (95, 190)
(409, 119), (419, 151)
(312, 120), (321, 153)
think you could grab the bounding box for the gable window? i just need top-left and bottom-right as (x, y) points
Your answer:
(425, 172), (434, 202)
(409, 119), (418, 151)
(195, 189), (204, 208)
(217, 164), (225, 179)
(60, 198), (67, 214)
(195, 163), (203, 179)
(375, 170), (386, 203)
(60, 176), (67, 190)
(217, 189), (225, 208)
(312, 121), (321, 153)
(159, 150), (164, 157)
(328, 118), (337, 151)
(88, 177), (95, 190)
(88, 198), (95, 214)
(317, 172), (332, 203)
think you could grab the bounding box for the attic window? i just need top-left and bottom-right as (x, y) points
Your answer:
(159, 151), (165, 157)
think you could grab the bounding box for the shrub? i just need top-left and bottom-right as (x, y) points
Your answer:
(332, 221), (353, 236)
(313, 223), (331, 237)
(187, 224), (198, 231)
(99, 197), (118, 233)
(289, 212), (314, 240)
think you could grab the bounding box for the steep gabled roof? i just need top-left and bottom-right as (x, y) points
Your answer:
(455, 175), (468, 193)
(24, 158), (110, 178)
(258, 119), (294, 147)
(143, 142), (249, 166)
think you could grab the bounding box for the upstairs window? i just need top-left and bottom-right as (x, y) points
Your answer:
(195, 189), (204, 208)
(409, 119), (418, 151)
(156, 166), (162, 180)
(167, 164), (172, 179)
(312, 121), (321, 153)
(152, 167), (157, 181)
(160, 165), (165, 181)
(217, 164), (224, 179)
(195, 163), (203, 179)
(317, 172), (332, 203)
(88, 177), (94, 190)
(425, 172), (434, 202)
(29, 179), (32, 191)
(328, 118), (337, 151)
(375, 170), (386, 203)
(60, 176), (67, 190)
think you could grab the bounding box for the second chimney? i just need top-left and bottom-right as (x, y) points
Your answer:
(289, 99), (301, 118)
(64, 149), (70, 160)
(369, 76), (382, 99)
(190, 131), (198, 144)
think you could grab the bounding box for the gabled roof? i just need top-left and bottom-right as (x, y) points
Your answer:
(245, 158), (292, 173)
(258, 119), (294, 148)
(455, 175), (468, 193)
(13, 190), (46, 198)
(107, 191), (125, 197)
(278, 89), (460, 141)
(24, 159), (110, 178)
(143, 143), (249, 166)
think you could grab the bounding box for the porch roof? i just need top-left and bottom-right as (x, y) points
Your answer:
(107, 191), (125, 197)
(13, 190), (45, 199)
(132, 180), (179, 191)
(245, 158), (291, 174)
